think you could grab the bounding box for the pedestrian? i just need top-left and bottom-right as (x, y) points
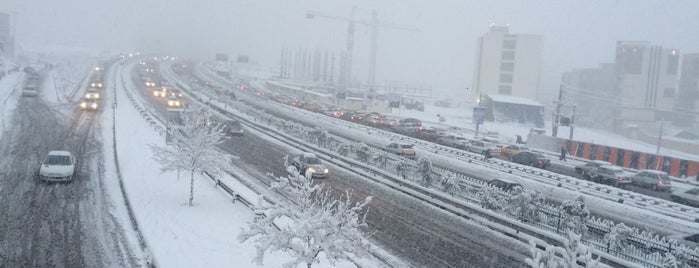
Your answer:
(560, 146), (567, 162)
(483, 149), (492, 161)
(516, 135), (523, 144)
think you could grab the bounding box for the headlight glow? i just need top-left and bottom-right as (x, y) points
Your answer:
(81, 103), (86, 108)
(324, 168), (329, 173)
(308, 168), (315, 173)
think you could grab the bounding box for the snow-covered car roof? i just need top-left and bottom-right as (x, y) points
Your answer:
(48, 150), (72, 156)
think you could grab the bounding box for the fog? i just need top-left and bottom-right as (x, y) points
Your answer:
(4, 0), (699, 96)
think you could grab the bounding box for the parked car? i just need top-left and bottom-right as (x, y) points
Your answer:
(500, 144), (529, 157)
(223, 120), (245, 136)
(385, 143), (416, 159)
(38, 151), (76, 182)
(291, 153), (329, 178)
(510, 151), (551, 169)
(437, 134), (471, 149)
(628, 170), (672, 191)
(575, 160), (612, 176)
(586, 165), (634, 186)
(671, 188), (699, 207)
(467, 140), (498, 155)
(487, 178), (524, 193)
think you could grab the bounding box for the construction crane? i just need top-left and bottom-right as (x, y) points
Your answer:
(306, 8), (418, 103)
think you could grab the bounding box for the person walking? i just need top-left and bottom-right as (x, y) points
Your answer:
(560, 146), (567, 162)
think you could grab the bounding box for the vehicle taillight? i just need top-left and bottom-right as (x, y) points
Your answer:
(658, 181), (663, 185)
(617, 177), (623, 181)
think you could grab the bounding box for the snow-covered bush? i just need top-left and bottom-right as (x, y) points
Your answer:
(560, 196), (589, 236)
(440, 172), (461, 196)
(355, 142), (371, 163)
(416, 157), (434, 187)
(507, 189), (545, 222)
(337, 143), (350, 157)
(238, 172), (373, 268)
(396, 158), (413, 180)
(603, 222), (633, 253)
(525, 230), (599, 268)
(478, 186), (506, 212)
(374, 152), (389, 169)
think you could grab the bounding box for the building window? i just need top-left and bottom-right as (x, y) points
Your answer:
(502, 51), (515, 60)
(500, 62), (514, 72)
(498, 85), (512, 94)
(499, 73), (513, 83)
(667, 54), (679, 74)
(664, 88), (675, 98)
(616, 46), (643, 74)
(503, 39), (516, 50)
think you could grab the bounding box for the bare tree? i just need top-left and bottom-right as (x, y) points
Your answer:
(150, 106), (232, 206)
(238, 170), (373, 268)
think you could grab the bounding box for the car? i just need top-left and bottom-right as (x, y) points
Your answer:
(468, 140), (498, 155)
(85, 88), (100, 99)
(510, 151), (551, 169)
(437, 134), (471, 149)
(291, 153), (329, 178)
(38, 151), (76, 182)
(586, 165), (634, 186)
(671, 188), (699, 207)
(398, 118), (422, 127)
(487, 178), (524, 193)
(89, 81), (103, 89)
(223, 120), (245, 136)
(169, 89), (183, 98)
(154, 87), (168, 97)
(167, 96), (181, 108)
(627, 170), (672, 191)
(144, 78), (156, 87)
(500, 144), (529, 157)
(80, 98), (98, 110)
(575, 160), (612, 176)
(385, 143), (416, 159)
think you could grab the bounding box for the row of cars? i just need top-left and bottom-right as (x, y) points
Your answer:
(137, 61), (184, 109)
(575, 160), (699, 207)
(79, 66), (105, 111)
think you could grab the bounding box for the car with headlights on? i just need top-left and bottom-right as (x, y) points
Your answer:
(80, 98), (98, 110)
(166, 96), (182, 108)
(38, 151), (76, 182)
(291, 153), (329, 178)
(85, 88), (100, 99)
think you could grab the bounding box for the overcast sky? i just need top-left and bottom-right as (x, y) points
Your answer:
(3, 0), (699, 99)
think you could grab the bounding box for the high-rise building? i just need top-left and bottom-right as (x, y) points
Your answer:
(561, 63), (616, 129)
(0, 12), (14, 59)
(676, 53), (699, 127)
(614, 41), (679, 127)
(472, 25), (542, 103)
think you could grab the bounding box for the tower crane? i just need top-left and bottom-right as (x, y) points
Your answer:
(306, 8), (418, 103)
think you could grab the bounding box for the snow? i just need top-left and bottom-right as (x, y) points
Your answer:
(0, 72), (22, 141)
(104, 61), (372, 267)
(487, 94), (544, 106)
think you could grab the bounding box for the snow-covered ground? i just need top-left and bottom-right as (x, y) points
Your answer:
(104, 60), (379, 267)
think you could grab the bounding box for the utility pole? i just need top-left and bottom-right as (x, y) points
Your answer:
(552, 85), (563, 137)
(569, 105), (576, 140)
(656, 118), (664, 155)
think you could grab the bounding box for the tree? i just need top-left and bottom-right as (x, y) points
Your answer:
(337, 143), (350, 157)
(416, 156), (434, 187)
(239, 171), (373, 268)
(373, 152), (389, 169)
(560, 196), (589, 236)
(440, 172), (461, 196)
(150, 106), (233, 206)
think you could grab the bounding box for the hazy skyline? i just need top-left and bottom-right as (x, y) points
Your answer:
(3, 0), (699, 100)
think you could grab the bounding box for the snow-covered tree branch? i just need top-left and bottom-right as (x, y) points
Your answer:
(149, 106), (233, 206)
(239, 170), (373, 268)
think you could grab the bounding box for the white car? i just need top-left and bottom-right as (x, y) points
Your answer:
(38, 151), (76, 182)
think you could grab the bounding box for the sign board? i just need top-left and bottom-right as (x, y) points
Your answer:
(473, 107), (485, 125)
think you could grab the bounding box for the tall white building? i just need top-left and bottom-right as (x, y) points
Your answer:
(472, 25), (542, 103)
(614, 41), (679, 127)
